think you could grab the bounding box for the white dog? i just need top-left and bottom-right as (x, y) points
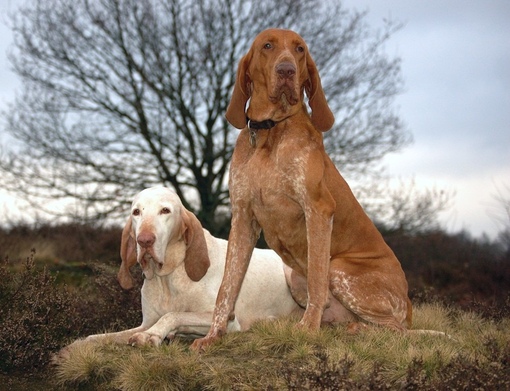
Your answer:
(83, 186), (300, 346)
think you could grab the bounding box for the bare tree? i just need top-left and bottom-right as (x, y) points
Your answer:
(380, 179), (454, 235)
(490, 183), (510, 254)
(0, 0), (409, 234)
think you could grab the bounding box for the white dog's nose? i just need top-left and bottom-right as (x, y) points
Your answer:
(137, 232), (155, 248)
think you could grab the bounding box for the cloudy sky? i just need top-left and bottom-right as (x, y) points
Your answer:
(342, 0), (510, 239)
(0, 0), (509, 239)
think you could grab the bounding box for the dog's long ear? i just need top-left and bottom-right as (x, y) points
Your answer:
(180, 208), (210, 281)
(118, 216), (137, 290)
(225, 50), (253, 129)
(304, 51), (335, 132)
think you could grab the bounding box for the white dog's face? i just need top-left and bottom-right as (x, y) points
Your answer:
(130, 186), (185, 279)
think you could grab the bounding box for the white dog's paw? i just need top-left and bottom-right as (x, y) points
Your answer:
(129, 332), (163, 347)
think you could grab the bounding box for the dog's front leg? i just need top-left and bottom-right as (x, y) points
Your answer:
(299, 192), (335, 331)
(191, 210), (259, 352)
(129, 312), (242, 347)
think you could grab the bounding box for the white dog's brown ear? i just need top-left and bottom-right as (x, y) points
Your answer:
(304, 51), (335, 132)
(225, 50), (253, 129)
(181, 209), (210, 281)
(118, 216), (137, 290)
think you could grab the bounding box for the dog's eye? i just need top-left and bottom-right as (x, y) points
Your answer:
(132, 208), (140, 216)
(160, 207), (171, 214)
(263, 42), (272, 50)
(296, 45), (304, 53)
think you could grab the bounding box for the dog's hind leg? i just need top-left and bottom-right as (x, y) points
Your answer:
(328, 258), (409, 331)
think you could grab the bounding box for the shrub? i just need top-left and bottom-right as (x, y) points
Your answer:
(0, 248), (142, 376)
(0, 250), (82, 373)
(0, 222), (121, 265)
(73, 262), (142, 336)
(385, 230), (510, 314)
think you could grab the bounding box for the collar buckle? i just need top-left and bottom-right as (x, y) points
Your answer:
(246, 117), (277, 148)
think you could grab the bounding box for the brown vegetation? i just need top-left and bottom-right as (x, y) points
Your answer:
(385, 229), (510, 317)
(0, 222), (509, 389)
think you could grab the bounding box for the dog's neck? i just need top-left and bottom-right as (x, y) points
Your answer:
(142, 240), (188, 299)
(246, 117), (277, 147)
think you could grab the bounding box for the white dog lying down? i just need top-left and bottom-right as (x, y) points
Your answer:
(83, 186), (301, 346)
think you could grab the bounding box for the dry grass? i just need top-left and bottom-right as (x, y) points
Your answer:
(55, 303), (510, 390)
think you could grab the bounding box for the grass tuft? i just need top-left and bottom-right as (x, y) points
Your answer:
(54, 303), (510, 390)
(55, 340), (113, 387)
(114, 347), (202, 391)
(412, 302), (453, 332)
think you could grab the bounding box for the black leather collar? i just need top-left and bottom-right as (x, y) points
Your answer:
(246, 117), (276, 130)
(246, 117), (277, 147)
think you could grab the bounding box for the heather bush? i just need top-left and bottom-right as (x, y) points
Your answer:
(74, 262), (142, 336)
(0, 247), (142, 377)
(385, 230), (510, 313)
(0, 250), (82, 373)
(0, 222), (121, 264)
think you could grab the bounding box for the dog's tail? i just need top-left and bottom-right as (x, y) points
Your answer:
(408, 329), (454, 340)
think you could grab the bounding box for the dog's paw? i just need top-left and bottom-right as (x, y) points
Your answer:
(190, 333), (222, 353)
(129, 332), (163, 347)
(297, 310), (322, 332)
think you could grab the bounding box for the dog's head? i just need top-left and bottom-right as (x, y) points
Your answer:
(226, 28), (334, 132)
(117, 186), (210, 289)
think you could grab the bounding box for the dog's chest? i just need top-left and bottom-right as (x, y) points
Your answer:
(143, 267), (213, 316)
(233, 144), (309, 248)
(234, 141), (308, 198)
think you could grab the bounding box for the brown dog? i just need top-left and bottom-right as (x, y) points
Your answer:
(191, 28), (411, 351)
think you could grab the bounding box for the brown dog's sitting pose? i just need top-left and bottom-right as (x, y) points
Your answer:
(192, 28), (412, 351)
